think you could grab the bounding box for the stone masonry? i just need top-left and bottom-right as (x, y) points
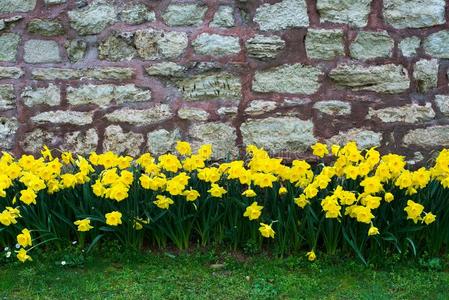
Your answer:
(1, 0), (449, 162)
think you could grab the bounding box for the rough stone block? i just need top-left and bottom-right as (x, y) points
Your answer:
(21, 84), (61, 107)
(162, 4), (207, 26)
(350, 31), (394, 60)
(175, 73), (241, 101)
(305, 29), (344, 60)
(254, 0), (309, 31)
(0, 84), (15, 110)
(68, 0), (117, 35)
(0, 33), (20, 62)
(192, 33), (240, 56)
(246, 35), (285, 60)
(24, 40), (61, 64)
(103, 125), (143, 156)
(317, 0), (371, 27)
(105, 105), (173, 125)
(367, 103), (435, 123)
(31, 111), (93, 125)
(383, 0), (445, 29)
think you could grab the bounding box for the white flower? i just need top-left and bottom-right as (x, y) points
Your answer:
(6, 251), (11, 258)
(15, 244), (20, 249)
(4, 247), (9, 251)
(61, 261), (67, 265)
(72, 241), (77, 245)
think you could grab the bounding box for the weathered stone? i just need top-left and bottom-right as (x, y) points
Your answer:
(105, 105), (173, 125)
(0, 67), (23, 79)
(31, 111), (93, 125)
(31, 67), (134, 80)
(414, 59), (438, 93)
(383, 0), (445, 29)
(254, 0), (309, 31)
(175, 73), (241, 101)
(329, 64), (409, 94)
(350, 31), (394, 60)
(0, 85), (14, 110)
(192, 33), (240, 56)
(0, 117), (18, 150)
(44, 0), (66, 4)
(21, 129), (57, 153)
(147, 128), (181, 155)
(424, 31), (449, 59)
(241, 117), (316, 153)
(189, 122), (238, 159)
(305, 29), (344, 60)
(98, 34), (136, 62)
(145, 62), (186, 77)
(24, 40), (61, 64)
(162, 4), (207, 26)
(403, 125), (449, 147)
(0, 20), (4, 31)
(134, 29), (188, 60)
(244, 100), (277, 116)
(217, 106), (238, 116)
(103, 125), (143, 156)
(65, 39), (87, 63)
(246, 35), (285, 60)
(253, 64), (322, 94)
(178, 107), (209, 121)
(0, 16), (23, 32)
(0, 33), (20, 62)
(211, 6), (234, 28)
(313, 100), (351, 116)
(67, 84), (150, 107)
(22, 84), (61, 107)
(434, 95), (449, 116)
(282, 98), (310, 107)
(399, 37), (420, 57)
(0, 0), (36, 13)
(68, 0), (117, 35)
(327, 128), (382, 149)
(120, 3), (155, 25)
(27, 19), (64, 36)
(62, 129), (98, 154)
(368, 103), (435, 123)
(317, 0), (371, 27)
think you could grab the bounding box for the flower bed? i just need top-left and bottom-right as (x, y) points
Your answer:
(1, 142), (448, 264)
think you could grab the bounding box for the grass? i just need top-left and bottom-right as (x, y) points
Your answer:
(1, 248), (449, 299)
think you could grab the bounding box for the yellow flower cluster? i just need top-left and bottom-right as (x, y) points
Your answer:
(1, 139), (447, 263)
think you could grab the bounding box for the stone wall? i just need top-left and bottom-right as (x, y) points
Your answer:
(1, 0), (449, 161)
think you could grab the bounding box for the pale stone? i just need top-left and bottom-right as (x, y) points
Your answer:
(414, 59), (438, 93)
(0, 117), (18, 150)
(317, 0), (371, 27)
(305, 29), (344, 60)
(62, 129), (98, 154)
(246, 35), (285, 60)
(65, 39), (87, 63)
(31, 67), (134, 80)
(147, 128), (181, 155)
(254, 0), (309, 31)
(27, 19), (64, 36)
(175, 73), (241, 101)
(162, 4), (207, 26)
(22, 84), (61, 107)
(44, 0), (66, 4)
(211, 6), (234, 28)
(0, 85), (14, 110)
(178, 107), (209, 121)
(134, 29), (188, 60)
(350, 31), (394, 60)
(313, 100), (351, 116)
(67, 84), (150, 107)
(329, 63), (409, 94)
(327, 128), (382, 149)
(105, 105), (173, 125)
(145, 62), (186, 77)
(253, 64), (322, 94)
(31, 111), (93, 125)
(434, 95), (449, 116)
(217, 106), (238, 116)
(120, 4), (155, 25)
(98, 34), (136, 62)
(103, 125), (143, 156)
(403, 126), (449, 147)
(383, 0), (445, 29)
(399, 37), (420, 57)
(68, 0), (117, 35)
(21, 129), (57, 153)
(424, 31), (449, 59)
(0, 0), (36, 13)
(24, 40), (61, 64)
(189, 122), (238, 159)
(244, 100), (277, 116)
(192, 33), (240, 56)
(0, 33), (20, 62)
(240, 117), (316, 153)
(0, 67), (23, 79)
(367, 103), (435, 123)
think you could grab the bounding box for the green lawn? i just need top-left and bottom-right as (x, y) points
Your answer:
(1, 250), (448, 299)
